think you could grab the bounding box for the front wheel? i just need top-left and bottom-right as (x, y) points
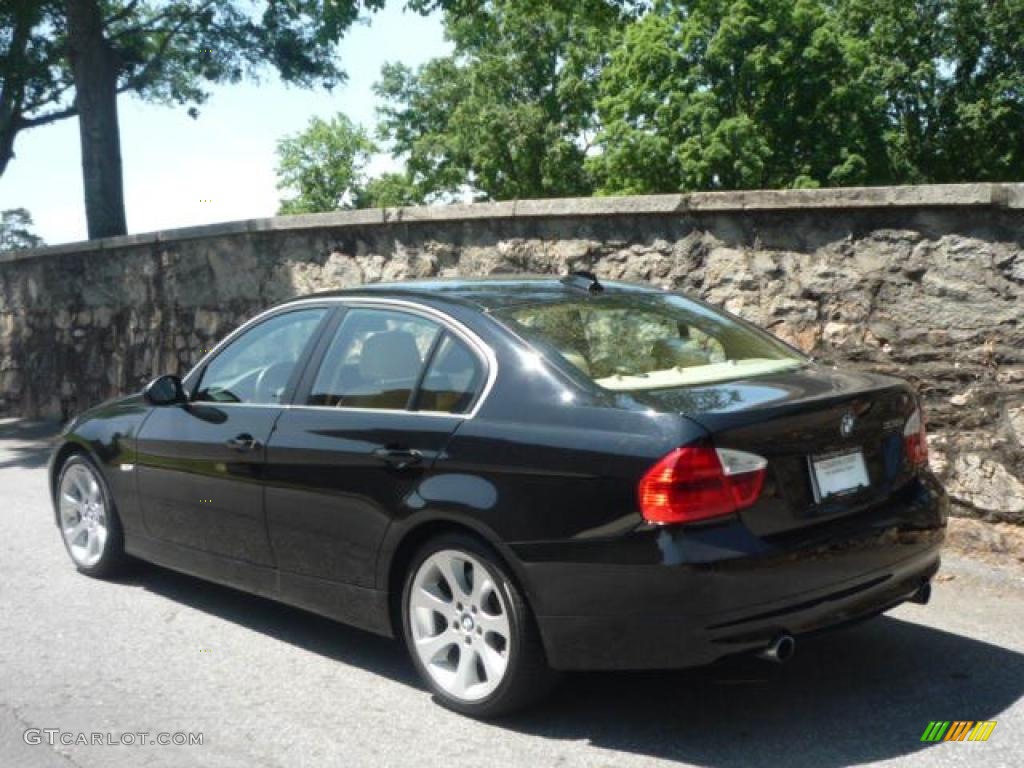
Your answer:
(56, 454), (129, 578)
(401, 533), (558, 717)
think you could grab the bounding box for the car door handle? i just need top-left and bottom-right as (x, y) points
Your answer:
(226, 433), (261, 452)
(372, 447), (423, 469)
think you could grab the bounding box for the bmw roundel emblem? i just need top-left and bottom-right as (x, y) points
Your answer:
(840, 412), (856, 437)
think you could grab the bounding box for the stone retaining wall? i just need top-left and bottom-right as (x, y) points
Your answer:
(1, 183), (1022, 521)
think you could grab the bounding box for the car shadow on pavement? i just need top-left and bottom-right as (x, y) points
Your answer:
(120, 564), (420, 686)
(508, 615), (1024, 766)
(126, 560), (1023, 767)
(0, 419), (61, 469)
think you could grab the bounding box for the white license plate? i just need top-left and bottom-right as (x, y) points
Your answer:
(809, 450), (870, 501)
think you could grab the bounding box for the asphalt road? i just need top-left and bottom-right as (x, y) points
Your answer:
(1, 418), (1022, 768)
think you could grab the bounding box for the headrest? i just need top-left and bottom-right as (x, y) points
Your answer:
(359, 331), (422, 382)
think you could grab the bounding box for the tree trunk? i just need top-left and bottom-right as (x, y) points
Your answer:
(66, 0), (127, 239)
(0, 114), (20, 179)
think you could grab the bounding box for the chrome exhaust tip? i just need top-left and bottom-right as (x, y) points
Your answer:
(909, 582), (932, 605)
(757, 634), (796, 663)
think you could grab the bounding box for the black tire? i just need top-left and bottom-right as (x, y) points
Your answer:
(401, 532), (559, 718)
(55, 453), (130, 579)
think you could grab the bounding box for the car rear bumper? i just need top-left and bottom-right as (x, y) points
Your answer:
(515, 473), (947, 670)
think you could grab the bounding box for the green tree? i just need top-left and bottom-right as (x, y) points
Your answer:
(361, 171), (423, 207)
(275, 114), (377, 214)
(0, 207), (44, 250)
(591, 0), (890, 193)
(591, 0), (1024, 193)
(839, 0), (1024, 183)
(1, 1), (388, 239)
(0, 2), (66, 178)
(374, 0), (637, 201)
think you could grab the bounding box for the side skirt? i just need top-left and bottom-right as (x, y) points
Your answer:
(126, 534), (393, 637)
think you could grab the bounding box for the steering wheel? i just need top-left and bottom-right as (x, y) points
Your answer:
(253, 362), (294, 404)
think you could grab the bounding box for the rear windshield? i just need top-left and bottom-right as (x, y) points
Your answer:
(495, 293), (805, 391)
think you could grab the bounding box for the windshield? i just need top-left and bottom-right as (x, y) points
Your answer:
(495, 292), (806, 391)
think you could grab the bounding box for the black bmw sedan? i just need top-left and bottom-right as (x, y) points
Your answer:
(49, 273), (947, 716)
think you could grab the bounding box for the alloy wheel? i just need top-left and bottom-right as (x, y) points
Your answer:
(59, 462), (109, 568)
(408, 549), (512, 702)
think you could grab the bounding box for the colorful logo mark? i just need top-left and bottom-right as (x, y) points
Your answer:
(921, 721), (997, 742)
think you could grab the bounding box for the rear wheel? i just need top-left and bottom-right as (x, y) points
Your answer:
(401, 533), (557, 717)
(56, 454), (129, 578)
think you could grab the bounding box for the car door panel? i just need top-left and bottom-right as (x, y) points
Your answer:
(134, 306), (331, 566)
(264, 409), (462, 586)
(135, 403), (280, 564)
(263, 304), (485, 589)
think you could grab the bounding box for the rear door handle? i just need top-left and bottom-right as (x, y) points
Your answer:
(372, 447), (423, 470)
(226, 433), (260, 452)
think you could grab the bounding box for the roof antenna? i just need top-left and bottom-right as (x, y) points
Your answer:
(560, 270), (604, 294)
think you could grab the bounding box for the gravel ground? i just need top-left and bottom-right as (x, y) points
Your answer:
(1, 419), (1021, 768)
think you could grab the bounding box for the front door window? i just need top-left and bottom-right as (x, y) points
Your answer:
(195, 308), (327, 404)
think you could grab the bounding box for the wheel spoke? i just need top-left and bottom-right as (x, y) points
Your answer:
(66, 519), (88, 544)
(59, 503), (80, 528)
(477, 642), (508, 683)
(416, 630), (456, 662)
(453, 645), (479, 695)
(411, 585), (452, 615)
(471, 574), (495, 606)
(87, 476), (101, 505)
(92, 525), (107, 554)
(438, 556), (470, 599)
(476, 610), (509, 636)
(71, 471), (89, 502)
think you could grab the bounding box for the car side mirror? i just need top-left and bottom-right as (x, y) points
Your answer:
(143, 374), (186, 406)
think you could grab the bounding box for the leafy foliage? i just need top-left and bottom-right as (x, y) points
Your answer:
(366, 0), (1023, 199)
(0, 1), (390, 235)
(0, 1), (69, 175)
(276, 114), (377, 214)
(592, 0), (889, 192)
(838, 0), (1024, 183)
(1, 1), (387, 164)
(592, 0), (1024, 192)
(361, 172), (424, 208)
(374, 0), (638, 201)
(0, 208), (44, 250)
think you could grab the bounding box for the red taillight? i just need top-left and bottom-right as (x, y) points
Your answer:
(904, 405), (929, 467)
(638, 443), (767, 524)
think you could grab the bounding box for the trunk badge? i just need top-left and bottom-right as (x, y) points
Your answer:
(840, 412), (856, 437)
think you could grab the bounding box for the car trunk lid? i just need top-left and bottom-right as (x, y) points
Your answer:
(631, 364), (919, 536)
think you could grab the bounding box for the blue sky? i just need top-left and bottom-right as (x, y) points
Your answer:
(0, 6), (450, 245)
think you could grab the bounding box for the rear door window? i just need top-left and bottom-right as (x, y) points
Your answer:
(414, 333), (484, 414)
(309, 308), (440, 409)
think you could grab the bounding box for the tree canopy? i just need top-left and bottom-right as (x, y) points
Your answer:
(374, 0), (638, 202)
(592, 0), (1024, 193)
(279, 0), (1022, 214)
(1, 0), (389, 237)
(276, 113), (377, 213)
(0, 207), (44, 250)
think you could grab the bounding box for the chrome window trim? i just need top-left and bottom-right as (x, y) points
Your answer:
(182, 296), (498, 420)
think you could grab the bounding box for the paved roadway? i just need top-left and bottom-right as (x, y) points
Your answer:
(1, 419), (1021, 768)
